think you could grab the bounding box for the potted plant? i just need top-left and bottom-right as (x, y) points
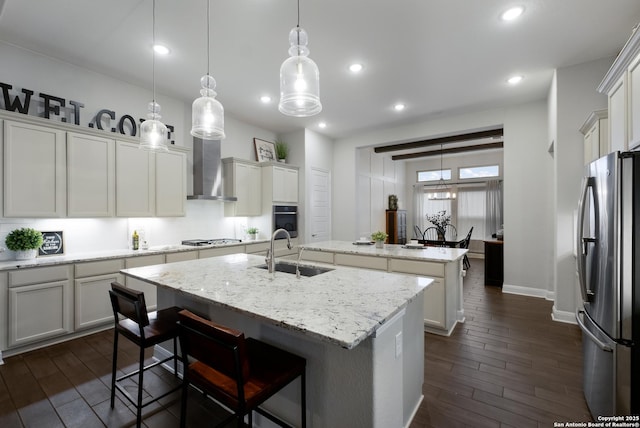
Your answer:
(274, 141), (289, 163)
(246, 227), (259, 240)
(426, 210), (451, 240)
(371, 231), (388, 249)
(5, 227), (44, 260)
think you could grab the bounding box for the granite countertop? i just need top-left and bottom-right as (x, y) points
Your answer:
(0, 239), (270, 271)
(121, 253), (430, 349)
(300, 240), (467, 262)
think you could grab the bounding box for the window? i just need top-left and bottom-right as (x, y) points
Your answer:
(459, 165), (499, 180)
(457, 186), (486, 241)
(418, 169), (451, 182)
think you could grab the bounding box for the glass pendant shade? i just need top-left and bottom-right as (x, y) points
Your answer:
(191, 74), (225, 139)
(279, 26), (321, 117)
(140, 101), (169, 152)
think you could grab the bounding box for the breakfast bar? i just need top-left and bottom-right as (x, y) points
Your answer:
(121, 253), (430, 428)
(299, 240), (468, 336)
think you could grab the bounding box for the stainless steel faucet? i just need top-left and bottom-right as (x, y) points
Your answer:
(266, 228), (292, 274)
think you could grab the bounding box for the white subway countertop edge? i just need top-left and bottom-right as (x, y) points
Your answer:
(0, 240), (269, 271)
(299, 240), (467, 262)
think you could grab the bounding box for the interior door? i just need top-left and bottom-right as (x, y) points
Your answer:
(308, 167), (331, 242)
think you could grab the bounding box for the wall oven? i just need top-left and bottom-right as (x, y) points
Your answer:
(273, 205), (298, 238)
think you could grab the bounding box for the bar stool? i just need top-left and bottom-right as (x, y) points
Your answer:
(108, 281), (182, 428)
(177, 309), (307, 428)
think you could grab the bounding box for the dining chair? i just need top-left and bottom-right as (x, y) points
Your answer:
(461, 227), (473, 270)
(108, 282), (182, 428)
(177, 309), (307, 428)
(423, 227), (440, 241)
(444, 224), (457, 241)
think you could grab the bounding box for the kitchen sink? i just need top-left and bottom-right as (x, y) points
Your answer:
(255, 262), (334, 277)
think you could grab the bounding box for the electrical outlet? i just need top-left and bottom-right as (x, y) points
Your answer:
(395, 332), (402, 358)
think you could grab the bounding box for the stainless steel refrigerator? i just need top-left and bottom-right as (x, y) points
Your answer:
(576, 150), (639, 417)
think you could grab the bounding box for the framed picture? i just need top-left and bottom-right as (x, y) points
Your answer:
(254, 138), (277, 162)
(38, 231), (64, 256)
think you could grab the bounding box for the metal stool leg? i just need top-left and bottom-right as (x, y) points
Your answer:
(110, 329), (118, 408)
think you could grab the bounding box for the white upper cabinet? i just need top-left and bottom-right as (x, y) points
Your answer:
(598, 26), (640, 151)
(115, 140), (155, 217)
(271, 165), (299, 203)
(579, 110), (608, 165)
(67, 132), (115, 217)
(223, 158), (262, 216)
(3, 120), (66, 217)
(156, 149), (186, 217)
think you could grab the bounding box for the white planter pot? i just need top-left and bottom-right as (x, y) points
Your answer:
(15, 249), (37, 260)
(249, 233), (258, 240)
(375, 241), (384, 249)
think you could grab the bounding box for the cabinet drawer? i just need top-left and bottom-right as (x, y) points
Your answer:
(75, 259), (124, 278)
(166, 251), (198, 263)
(334, 254), (387, 271)
(301, 250), (334, 264)
(199, 246), (245, 259)
(9, 265), (70, 287)
(125, 254), (165, 268)
(245, 242), (270, 254)
(389, 259), (444, 277)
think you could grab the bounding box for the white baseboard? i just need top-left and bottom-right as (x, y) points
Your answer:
(551, 305), (577, 324)
(405, 394), (424, 428)
(502, 283), (548, 298)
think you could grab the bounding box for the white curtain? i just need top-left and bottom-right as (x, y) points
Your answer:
(485, 180), (503, 236)
(457, 186), (485, 241)
(413, 185), (426, 239)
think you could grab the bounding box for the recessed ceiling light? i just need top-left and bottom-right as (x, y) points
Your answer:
(507, 75), (524, 85)
(153, 44), (170, 55)
(349, 63), (363, 73)
(501, 6), (524, 21)
(260, 95), (272, 103)
(394, 103), (406, 111)
(318, 122), (327, 128)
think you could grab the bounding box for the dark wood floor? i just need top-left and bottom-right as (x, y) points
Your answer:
(411, 259), (592, 428)
(0, 259), (592, 427)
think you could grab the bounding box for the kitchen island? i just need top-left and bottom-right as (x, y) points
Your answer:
(121, 253), (429, 428)
(299, 240), (467, 336)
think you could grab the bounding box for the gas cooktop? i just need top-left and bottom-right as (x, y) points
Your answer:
(181, 238), (242, 246)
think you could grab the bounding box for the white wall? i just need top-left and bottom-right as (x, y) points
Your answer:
(552, 56), (612, 319)
(502, 100), (553, 296)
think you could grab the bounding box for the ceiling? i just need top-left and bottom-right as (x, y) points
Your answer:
(1, 0), (640, 141)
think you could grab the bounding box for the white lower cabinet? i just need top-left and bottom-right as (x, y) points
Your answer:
(7, 265), (73, 348)
(199, 246), (245, 259)
(124, 254), (165, 311)
(245, 241), (270, 256)
(74, 259), (124, 330)
(421, 277), (446, 329)
(166, 251), (198, 263)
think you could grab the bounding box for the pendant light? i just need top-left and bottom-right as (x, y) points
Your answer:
(278, 0), (322, 117)
(190, 0), (225, 139)
(140, 0), (169, 152)
(428, 144), (457, 200)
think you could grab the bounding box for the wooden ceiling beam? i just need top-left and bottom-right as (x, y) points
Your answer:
(374, 128), (503, 153)
(391, 141), (504, 161)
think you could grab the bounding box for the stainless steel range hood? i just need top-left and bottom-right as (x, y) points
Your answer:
(187, 138), (237, 201)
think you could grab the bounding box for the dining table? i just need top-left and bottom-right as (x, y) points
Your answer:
(419, 238), (466, 248)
